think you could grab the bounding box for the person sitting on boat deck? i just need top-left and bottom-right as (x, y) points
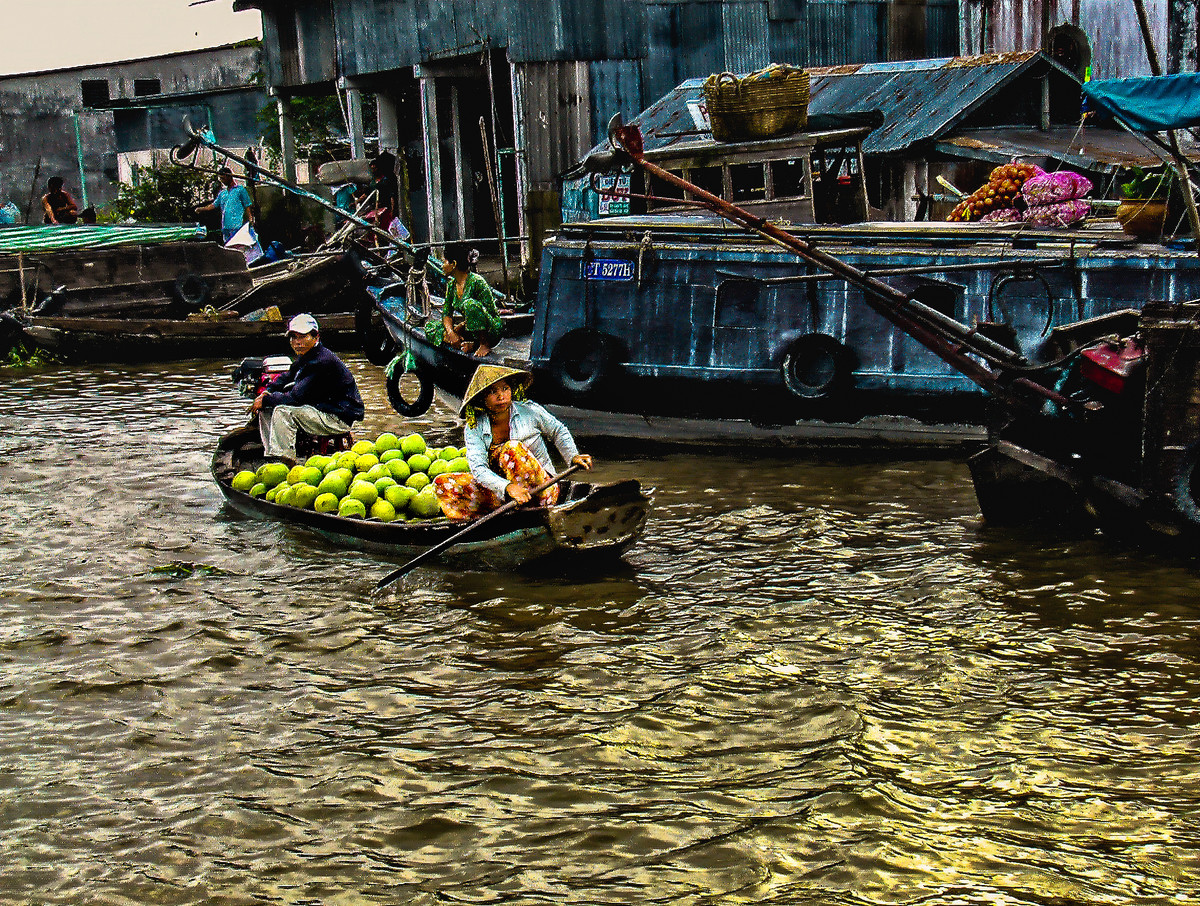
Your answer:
(433, 364), (592, 520)
(41, 176), (79, 224)
(250, 314), (364, 465)
(426, 241), (502, 357)
(197, 167), (255, 244)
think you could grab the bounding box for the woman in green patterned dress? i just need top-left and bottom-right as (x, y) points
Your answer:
(427, 241), (502, 357)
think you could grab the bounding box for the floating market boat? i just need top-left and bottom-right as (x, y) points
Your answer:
(211, 425), (654, 571)
(0, 224), (253, 317)
(14, 311), (360, 363)
(370, 79), (1200, 449)
(576, 78), (1200, 548)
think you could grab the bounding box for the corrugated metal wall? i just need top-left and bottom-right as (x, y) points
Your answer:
(957, 0), (1172, 77)
(513, 61), (595, 191)
(723, 2), (773, 72)
(588, 60), (645, 144)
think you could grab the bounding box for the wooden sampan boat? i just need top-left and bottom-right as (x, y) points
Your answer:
(210, 425), (653, 572)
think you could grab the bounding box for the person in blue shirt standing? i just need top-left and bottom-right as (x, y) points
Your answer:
(198, 166), (255, 243)
(250, 314), (365, 464)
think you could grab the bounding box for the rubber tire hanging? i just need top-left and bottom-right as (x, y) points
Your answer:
(386, 363), (434, 417)
(780, 334), (853, 400)
(548, 329), (619, 395)
(172, 274), (210, 309)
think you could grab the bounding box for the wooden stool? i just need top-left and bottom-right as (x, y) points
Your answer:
(296, 430), (354, 460)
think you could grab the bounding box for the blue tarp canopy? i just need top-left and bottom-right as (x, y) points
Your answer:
(1083, 73), (1200, 132)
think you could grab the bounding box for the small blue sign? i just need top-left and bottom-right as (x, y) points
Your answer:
(585, 259), (635, 281)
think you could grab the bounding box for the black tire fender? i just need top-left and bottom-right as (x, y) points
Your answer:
(1171, 438), (1200, 525)
(172, 273), (210, 308)
(357, 291), (396, 366)
(548, 329), (621, 395)
(780, 334), (854, 400)
(386, 362), (434, 417)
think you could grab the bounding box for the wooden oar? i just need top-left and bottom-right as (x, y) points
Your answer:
(374, 463), (582, 592)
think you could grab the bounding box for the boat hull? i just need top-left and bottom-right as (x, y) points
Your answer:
(210, 426), (652, 571)
(16, 312), (360, 363)
(376, 217), (1200, 449)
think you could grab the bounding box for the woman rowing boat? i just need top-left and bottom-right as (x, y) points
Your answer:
(432, 364), (593, 520)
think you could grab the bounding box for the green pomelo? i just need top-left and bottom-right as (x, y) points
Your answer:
(329, 467), (354, 486)
(314, 492), (340, 514)
(317, 474), (349, 498)
(256, 461), (290, 489)
(405, 472), (431, 492)
(439, 446), (459, 461)
(407, 453), (432, 473)
(369, 499), (397, 522)
(379, 449), (404, 463)
(231, 470), (258, 492)
(351, 440), (376, 456)
(354, 453), (380, 473)
(286, 464), (308, 485)
(409, 487), (443, 519)
(374, 432), (399, 453)
(348, 479), (379, 507)
(249, 482), (267, 498)
(265, 485), (280, 503)
(297, 466), (323, 486)
(374, 476), (398, 494)
(322, 459), (342, 476)
(290, 483), (320, 509)
(383, 485), (415, 510)
(338, 497), (367, 519)
(305, 454), (331, 471)
(400, 433), (427, 456)
(335, 451), (359, 471)
(427, 459), (450, 478)
(386, 459), (411, 481)
(364, 463), (389, 482)
(274, 485), (295, 507)
(448, 457), (470, 474)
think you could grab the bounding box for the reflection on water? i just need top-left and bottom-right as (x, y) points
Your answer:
(2, 357), (1199, 904)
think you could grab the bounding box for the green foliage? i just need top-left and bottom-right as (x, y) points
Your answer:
(109, 162), (215, 223)
(257, 95), (348, 167)
(3, 342), (57, 368)
(1120, 166), (1172, 201)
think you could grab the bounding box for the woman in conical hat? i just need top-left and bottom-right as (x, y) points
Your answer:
(432, 363), (593, 520)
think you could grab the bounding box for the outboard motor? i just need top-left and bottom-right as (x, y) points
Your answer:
(231, 355), (292, 398)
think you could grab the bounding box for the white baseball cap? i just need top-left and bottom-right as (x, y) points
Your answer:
(286, 313), (319, 335)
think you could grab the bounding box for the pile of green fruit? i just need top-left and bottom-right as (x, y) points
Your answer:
(229, 432), (469, 522)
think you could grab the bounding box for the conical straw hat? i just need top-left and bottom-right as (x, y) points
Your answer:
(459, 364), (533, 416)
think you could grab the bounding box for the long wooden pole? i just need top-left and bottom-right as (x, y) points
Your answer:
(374, 463), (582, 591)
(1131, 0), (1200, 253)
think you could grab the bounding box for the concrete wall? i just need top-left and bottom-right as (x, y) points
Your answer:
(0, 43), (265, 219)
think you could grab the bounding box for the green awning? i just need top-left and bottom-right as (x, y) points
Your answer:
(0, 223), (207, 253)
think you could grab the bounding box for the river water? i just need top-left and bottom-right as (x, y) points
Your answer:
(2, 356), (1199, 905)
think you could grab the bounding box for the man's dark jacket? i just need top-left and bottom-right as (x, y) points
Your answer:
(264, 344), (364, 425)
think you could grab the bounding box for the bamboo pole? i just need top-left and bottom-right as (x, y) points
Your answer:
(1131, 0), (1200, 254)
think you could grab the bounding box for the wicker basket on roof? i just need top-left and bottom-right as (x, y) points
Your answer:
(703, 64), (810, 142)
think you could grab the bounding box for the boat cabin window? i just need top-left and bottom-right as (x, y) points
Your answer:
(652, 171), (688, 205)
(768, 159), (808, 199)
(715, 279), (761, 328)
(686, 166), (724, 201)
(730, 163), (767, 203)
(81, 79), (110, 107)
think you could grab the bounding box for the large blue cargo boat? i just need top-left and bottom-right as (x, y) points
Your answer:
(380, 210), (1200, 448)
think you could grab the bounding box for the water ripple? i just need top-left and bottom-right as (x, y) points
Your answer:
(1, 359), (1199, 903)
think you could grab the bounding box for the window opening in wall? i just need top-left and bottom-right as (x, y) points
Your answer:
(134, 79), (161, 97)
(730, 163), (766, 202)
(769, 159), (807, 199)
(81, 80), (109, 106)
(686, 166), (723, 202)
(651, 171), (687, 206)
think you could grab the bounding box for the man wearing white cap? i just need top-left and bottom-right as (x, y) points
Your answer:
(251, 314), (365, 463)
